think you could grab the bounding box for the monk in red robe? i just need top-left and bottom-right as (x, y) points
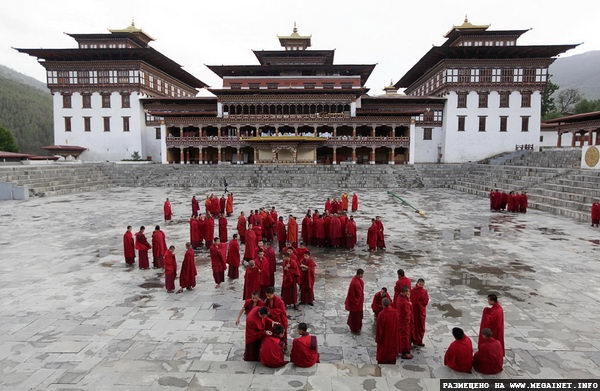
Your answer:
(211, 195), (220, 216)
(376, 298), (399, 364)
(489, 189), (496, 211)
(204, 196), (211, 215)
(227, 234), (241, 279)
(394, 285), (413, 359)
(255, 249), (270, 298)
(243, 259), (261, 300)
(521, 192), (528, 213)
(151, 225), (167, 268)
(205, 215), (214, 249)
(345, 216), (357, 249)
(243, 306), (274, 362)
(473, 328), (504, 374)
(265, 287), (289, 347)
(252, 223), (263, 246)
(135, 226), (151, 269)
(367, 219), (378, 251)
(410, 278), (429, 347)
(270, 207), (278, 224)
(345, 269), (364, 334)
(177, 242), (197, 293)
(287, 215), (299, 248)
(375, 216), (386, 249)
(210, 237), (227, 288)
(236, 291), (264, 325)
(198, 215), (207, 248)
(237, 212), (247, 244)
(281, 253), (300, 309)
(263, 242), (277, 288)
(324, 198), (332, 214)
(323, 213), (331, 247)
(191, 196), (199, 217)
(341, 193), (349, 211)
(219, 195), (226, 215)
(299, 251), (316, 305)
(226, 193), (234, 217)
(260, 324), (288, 368)
(164, 245), (177, 292)
(314, 214), (325, 247)
(592, 201), (600, 227)
(189, 216), (200, 249)
(479, 294), (505, 356)
(301, 213), (313, 246)
(244, 227), (257, 261)
(262, 212), (274, 243)
(444, 327), (473, 373)
(351, 193), (358, 212)
(393, 269), (412, 303)
(331, 198), (340, 214)
(290, 322), (320, 367)
(123, 226), (135, 266)
(329, 214), (342, 248)
(163, 198), (172, 222)
(218, 214), (228, 243)
(276, 217), (287, 252)
(371, 287), (391, 319)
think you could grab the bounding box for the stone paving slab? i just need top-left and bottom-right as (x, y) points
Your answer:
(1, 187), (600, 390)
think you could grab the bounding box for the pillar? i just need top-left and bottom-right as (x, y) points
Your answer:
(332, 147), (337, 165)
(571, 131), (576, 147)
(236, 148), (242, 164)
(352, 147), (357, 164)
(388, 148), (394, 165)
(180, 148), (185, 164)
(370, 147), (375, 165)
(371, 127), (376, 138)
(557, 132), (562, 147)
(254, 148), (258, 164)
(596, 129), (600, 145)
(160, 121), (167, 164)
(352, 125), (357, 138)
(588, 130), (594, 146)
(333, 126), (337, 138)
(217, 146), (222, 164)
(198, 147), (203, 164)
(294, 126), (298, 136)
(409, 119), (416, 165)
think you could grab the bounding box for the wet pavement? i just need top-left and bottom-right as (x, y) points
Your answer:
(0, 187), (600, 390)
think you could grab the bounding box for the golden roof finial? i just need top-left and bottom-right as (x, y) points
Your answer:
(131, 17), (135, 27)
(293, 21), (297, 34)
(464, 14), (468, 23)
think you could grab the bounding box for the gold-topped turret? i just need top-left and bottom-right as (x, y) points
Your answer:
(383, 80), (399, 95)
(109, 19), (155, 41)
(444, 16), (490, 37)
(278, 22), (312, 50)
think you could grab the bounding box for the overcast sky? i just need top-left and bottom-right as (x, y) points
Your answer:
(1, 0), (597, 96)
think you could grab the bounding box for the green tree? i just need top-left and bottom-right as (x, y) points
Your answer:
(574, 98), (600, 114)
(556, 88), (582, 113)
(0, 126), (19, 152)
(541, 77), (558, 118)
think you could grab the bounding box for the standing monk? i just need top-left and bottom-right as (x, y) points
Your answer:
(244, 226), (257, 261)
(243, 306), (273, 362)
(191, 196), (199, 217)
(351, 193), (359, 212)
(287, 215), (299, 248)
(263, 241), (277, 288)
(329, 214), (342, 248)
(479, 294), (505, 356)
(290, 323), (320, 368)
(367, 219), (378, 251)
(344, 269), (365, 334)
(135, 226), (151, 270)
(341, 193), (349, 211)
(163, 245), (177, 293)
(281, 253), (300, 309)
(205, 214), (215, 249)
(394, 269), (411, 303)
(236, 291), (264, 325)
(410, 278), (429, 347)
(210, 237), (227, 288)
(177, 242), (197, 293)
(376, 298), (399, 364)
(375, 216), (386, 249)
(301, 212), (313, 246)
(227, 234), (241, 279)
(123, 225), (135, 266)
(371, 287), (391, 319)
(264, 287), (289, 344)
(345, 216), (357, 249)
(276, 217), (287, 252)
(151, 225), (167, 268)
(237, 211), (247, 244)
(591, 200), (600, 227)
(219, 195), (226, 215)
(163, 198), (172, 223)
(314, 214), (325, 247)
(242, 259), (261, 300)
(299, 251), (316, 306)
(395, 286), (413, 359)
(226, 193), (234, 217)
(218, 214), (228, 243)
(263, 212), (274, 243)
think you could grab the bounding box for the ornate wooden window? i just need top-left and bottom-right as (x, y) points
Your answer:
(470, 68), (480, 83)
(513, 68), (523, 82)
(101, 93), (111, 108)
(499, 116), (508, 132)
(445, 69), (459, 83)
(121, 92), (131, 108)
(57, 70), (69, 84)
(423, 128), (433, 140)
(480, 69), (492, 83)
(103, 117), (110, 132)
(98, 70), (110, 84)
(84, 116), (91, 132)
(457, 116), (466, 132)
(524, 69), (536, 83)
(62, 93), (72, 108)
(491, 69), (502, 83)
(117, 70), (129, 84)
(535, 68), (548, 82)
(521, 116), (530, 132)
(122, 117), (130, 132)
(64, 117), (71, 132)
(457, 92), (467, 108)
(499, 91), (510, 108)
(501, 69), (512, 83)
(78, 70), (90, 84)
(521, 91), (532, 108)
(478, 116), (487, 132)
(433, 110), (443, 121)
(82, 93), (91, 108)
(156, 128), (161, 139)
(478, 92), (489, 108)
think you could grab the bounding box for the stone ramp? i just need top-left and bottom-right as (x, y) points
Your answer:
(501, 148), (581, 168)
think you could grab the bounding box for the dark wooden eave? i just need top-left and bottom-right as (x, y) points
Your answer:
(208, 88), (368, 97)
(252, 50), (335, 65)
(443, 29), (530, 47)
(544, 111), (600, 124)
(66, 32), (152, 48)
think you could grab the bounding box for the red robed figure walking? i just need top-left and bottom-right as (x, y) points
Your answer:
(135, 227), (151, 269)
(242, 260), (261, 300)
(163, 199), (172, 222)
(376, 301), (400, 364)
(281, 254), (300, 306)
(367, 220), (378, 251)
(410, 280), (429, 346)
(287, 216), (299, 248)
(210, 238), (227, 286)
(237, 212), (247, 244)
(218, 215), (228, 243)
(151, 226), (167, 268)
(478, 294), (505, 356)
(394, 289), (413, 358)
(179, 244), (197, 291)
(244, 229), (257, 260)
(344, 269), (364, 333)
(163, 246), (177, 292)
(351, 193), (358, 212)
(226, 235), (240, 279)
(191, 196), (199, 217)
(345, 217), (357, 249)
(123, 226), (135, 265)
(299, 253), (316, 305)
(591, 202), (600, 227)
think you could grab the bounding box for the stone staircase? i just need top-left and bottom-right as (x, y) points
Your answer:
(501, 148), (581, 168)
(0, 164), (113, 197)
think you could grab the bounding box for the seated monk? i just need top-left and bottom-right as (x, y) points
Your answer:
(444, 327), (473, 373)
(290, 322), (320, 368)
(473, 328), (503, 375)
(259, 324), (288, 368)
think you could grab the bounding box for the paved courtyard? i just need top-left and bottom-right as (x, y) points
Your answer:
(0, 186), (599, 390)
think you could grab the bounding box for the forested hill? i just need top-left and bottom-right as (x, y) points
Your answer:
(550, 50), (600, 99)
(0, 65), (53, 153)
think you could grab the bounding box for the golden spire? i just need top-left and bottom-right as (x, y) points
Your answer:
(444, 16), (490, 37)
(384, 80), (398, 94)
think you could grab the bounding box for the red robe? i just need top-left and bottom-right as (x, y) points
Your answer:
(371, 291), (392, 317)
(179, 248), (197, 289)
(190, 218), (201, 248)
(351, 194), (358, 211)
(197, 217), (206, 247)
(341, 194), (349, 211)
(192, 197), (199, 216)
(592, 203), (600, 225)
(345, 219), (357, 249)
(211, 197), (220, 215)
(263, 246), (277, 287)
(444, 337), (473, 373)
(290, 334), (320, 368)
(151, 229), (167, 268)
(410, 285), (429, 346)
(393, 276), (412, 303)
(374, 220), (386, 248)
(344, 276), (364, 333)
(135, 231), (151, 269)
(226, 195), (234, 216)
(210, 243), (227, 284)
(281, 257), (300, 305)
(270, 210), (278, 225)
(205, 217), (215, 248)
(243, 262), (261, 300)
(276, 220), (287, 250)
(163, 201), (172, 221)
(264, 295), (288, 333)
(299, 256), (316, 304)
(219, 197), (226, 214)
(237, 215), (247, 243)
(301, 216), (313, 245)
(367, 223), (378, 251)
(163, 250), (177, 291)
(226, 239), (240, 279)
(123, 231), (135, 264)
(263, 214), (274, 243)
(394, 295), (413, 354)
(243, 307), (268, 361)
(260, 336), (287, 368)
(287, 218), (299, 247)
(479, 303), (505, 356)
(331, 200), (340, 214)
(218, 216), (228, 243)
(329, 216), (342, 247)
(243, 298), (264, 315)
(314, 217), (325, 245)
(324, 199), (331, 213)
(256, 256), (270, 296)
(244, 230), (257, 260)
(252, 225), (262, 245)
(473, 337), (504, 374)
(376, 306), (400, 364)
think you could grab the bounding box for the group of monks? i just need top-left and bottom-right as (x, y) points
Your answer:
(591, 201), (600, 227)
(489, 189), (528, 213)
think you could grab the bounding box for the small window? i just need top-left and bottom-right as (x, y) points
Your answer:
(122, 117), (130, 132)
(322, 82), (335, 89)
(423, 128), (432, 140)
(457, 92), (467, 108)
(341, 82), (353, 90)
(521, 116), (530, 132)
(121, 92), (131, 108)
(499, 116), (508, 132)
(470, 68), (480, 83)
(540, 136), (544, 142)
(62, 94), (72, 108)
(478, 116), (487, 132)
(64, 117), (72, 132)
(230, 83), (242, 90)
(303, 82), (315, 89)
(499, 91), (510, 108)
(267, 83), (278, 90)
(248, 83), (260, 90)
(82, 94), (91, 108)
(84, 116), (91, 132)
(457, 116), (466, 132)
(521, 91), (531, 108)
(103, 117), (110, 132)
(101, 93), (111, 108)
(155, 127), (161, 140)
(478, 92), (488, 108)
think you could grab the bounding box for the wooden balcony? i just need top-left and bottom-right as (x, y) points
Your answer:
(166, 135), (410, 148)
